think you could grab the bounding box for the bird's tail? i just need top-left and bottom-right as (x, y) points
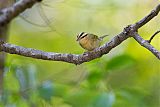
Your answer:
(99, 35), (109, 40)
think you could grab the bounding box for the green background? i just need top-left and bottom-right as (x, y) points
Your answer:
(1, 0), (160, 107)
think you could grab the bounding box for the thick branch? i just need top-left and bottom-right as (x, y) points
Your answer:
(0, 0), (41, 26)
(0, 33), (129, 65)
(0, 2), (160, 64)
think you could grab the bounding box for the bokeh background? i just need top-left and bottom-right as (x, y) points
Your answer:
(1, 0), (160, 107)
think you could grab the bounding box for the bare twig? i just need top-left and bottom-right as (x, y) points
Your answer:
(132, 32), (160, 59)
(148, 30), (160, 43)
(0, 1), (160, 64)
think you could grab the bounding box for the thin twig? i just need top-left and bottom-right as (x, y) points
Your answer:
(132, 32), (160, 59)
(148, 30), (160, 43)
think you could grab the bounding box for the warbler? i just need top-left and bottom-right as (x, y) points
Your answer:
(76, 32), (108, 51)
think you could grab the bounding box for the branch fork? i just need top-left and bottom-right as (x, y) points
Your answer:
(0, 1), (160, 65)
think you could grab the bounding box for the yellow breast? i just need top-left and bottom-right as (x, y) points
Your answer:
(79, 37), (100, 51)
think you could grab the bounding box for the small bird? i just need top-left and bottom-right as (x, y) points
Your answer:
(76, 32), (108, 51)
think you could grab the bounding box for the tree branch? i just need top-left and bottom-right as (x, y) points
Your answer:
(0, 1), (160, 64)
(0, 32), (130, 65)
(132, 32), (160, 59)
(134, 4), (160, 29)
(0, 0), (41, 26)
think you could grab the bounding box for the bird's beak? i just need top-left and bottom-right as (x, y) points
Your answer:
(76, 38), (79, 41)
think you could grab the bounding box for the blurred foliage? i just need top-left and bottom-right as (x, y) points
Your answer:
(0, 0), (160, 107)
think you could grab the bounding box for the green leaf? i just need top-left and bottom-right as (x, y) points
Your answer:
(88, 71), (102, 85)
(65, 90), (97, 107)
(53, 84), (69, 97)
(92, 92), (115, 107)
(38, 81), (54, 101)
(106, 54), (136, 71)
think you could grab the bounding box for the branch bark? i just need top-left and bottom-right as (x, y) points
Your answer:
(0, 0), (14, 98)
(0, 0), (41, 26)
(132, 32), (160, 59)
(0, 1), (160, 65)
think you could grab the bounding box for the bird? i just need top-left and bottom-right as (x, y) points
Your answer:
(76, 32), (108, 51)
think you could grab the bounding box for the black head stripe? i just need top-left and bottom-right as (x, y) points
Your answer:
(77, 32), (85, 39)
(77, 32), (88, 41)
(79, 32), (85, 37)
(80, 33), (88, 39)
